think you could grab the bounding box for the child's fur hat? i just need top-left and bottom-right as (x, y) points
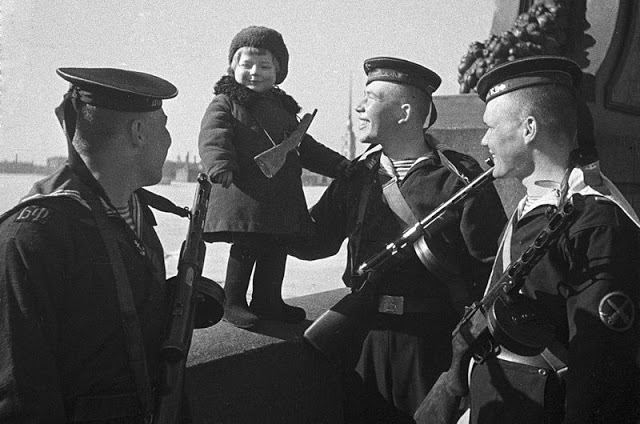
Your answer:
(228, 26), (289, 84)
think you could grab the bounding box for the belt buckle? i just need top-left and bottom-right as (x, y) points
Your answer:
(378, 295), (404, 315)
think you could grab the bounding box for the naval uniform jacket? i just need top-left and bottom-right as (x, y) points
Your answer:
(290, 144), (507, 417)
(293, 146), (506, 297)
(198, 76), (347, 239)
(0, 165), (169, 423)
(469, 168), (640, 424)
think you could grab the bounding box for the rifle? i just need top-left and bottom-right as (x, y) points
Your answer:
(414, 193), (585, 424)
(254, 109), (317, 178)
(303, 161), (497, 363)
(153, 173), (222, 424)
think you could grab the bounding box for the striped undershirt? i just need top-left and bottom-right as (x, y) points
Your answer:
(105, 194), (142, 238)
(379, 152), (435, 182)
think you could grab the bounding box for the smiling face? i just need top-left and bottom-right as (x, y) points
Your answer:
(354, 81), (403, 144)
(481, 93), (533, 181)
(232, 48), (278, 93)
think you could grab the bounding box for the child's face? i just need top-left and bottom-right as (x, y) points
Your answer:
(234, 50), (277, 93)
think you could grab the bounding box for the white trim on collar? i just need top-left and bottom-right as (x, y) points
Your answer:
(517, 167), (640, 228)
(358, 144), (383, 161)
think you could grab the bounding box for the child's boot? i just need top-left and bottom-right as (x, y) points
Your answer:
(223, 244), (258, 328)
(223, 279), (258, 328)
(250, 278), (306, 323)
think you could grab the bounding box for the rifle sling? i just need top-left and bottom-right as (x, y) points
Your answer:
(87, 194), (154, 421)
(137, 188), (189, 218)
(501, 217), (515, 273)
(381, 176), (418, 228)
(56, 89), (154, 419)
(351, 172), (374, 285)
(492, 211), (568, 372)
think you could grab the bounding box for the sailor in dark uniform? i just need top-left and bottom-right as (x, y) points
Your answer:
(0, 68), (188, 423)
(290, 57), (507, 423)
(465, 56), (640, 424)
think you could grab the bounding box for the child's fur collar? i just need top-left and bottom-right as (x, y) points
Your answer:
(213, 75), (301, 114)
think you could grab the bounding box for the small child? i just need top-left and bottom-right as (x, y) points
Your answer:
(198, 26), (350, 328)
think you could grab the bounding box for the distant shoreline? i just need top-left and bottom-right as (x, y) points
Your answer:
(0, 166), (333, 187)
(0, 164), (52, 175)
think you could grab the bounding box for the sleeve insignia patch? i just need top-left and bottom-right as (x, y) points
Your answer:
(15, 205), (51, 224)
(16, 205), (51, 224)
(598, 291), (635, 332)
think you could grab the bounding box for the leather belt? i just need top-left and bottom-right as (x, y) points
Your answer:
(497, 348), (551, 369)
(376, 295), (449, 315)
(496, 345), (563, 373)
(496, 345), (568, 378)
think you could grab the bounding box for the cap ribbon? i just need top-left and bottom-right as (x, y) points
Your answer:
(64, 84), (162, 113)
(487, 72), (574, 102)
(367, 68), (436, 95)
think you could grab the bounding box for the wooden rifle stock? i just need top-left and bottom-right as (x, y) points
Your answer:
(304, 161), (497, 362)
(153, 174), (211, 424)
(253, 109), (317, 178)
(414, 193), (585, 424)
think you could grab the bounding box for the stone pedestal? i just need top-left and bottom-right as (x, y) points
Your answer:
(186, 289), (349, 423)
(489, 0), (640, 212)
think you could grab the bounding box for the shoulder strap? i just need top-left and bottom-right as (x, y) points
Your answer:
(380, 162), (472, 314)
(86, 193), (155, 420)
(351, 168), (375, 283)
(136, 188), (189, 218)
(437, 149), (471, 185)
(381, 177), (419, 226)
(425, 133), (472, 185)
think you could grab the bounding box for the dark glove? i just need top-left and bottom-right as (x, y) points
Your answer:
(335, 159), (358, 178)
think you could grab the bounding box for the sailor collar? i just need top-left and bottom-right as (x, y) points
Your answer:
(517, 167), (640, 228)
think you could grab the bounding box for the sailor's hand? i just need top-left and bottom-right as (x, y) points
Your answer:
(336, 159), (358, 178)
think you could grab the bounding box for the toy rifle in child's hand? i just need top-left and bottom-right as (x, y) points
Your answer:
(413, 193), (585, 424)
(254, 109), (317, 178)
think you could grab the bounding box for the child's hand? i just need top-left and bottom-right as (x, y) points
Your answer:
(212, 170), (234, 188)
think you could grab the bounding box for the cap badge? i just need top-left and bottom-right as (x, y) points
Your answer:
(599, 291), (635, 332)
(488, 83), (507, 98)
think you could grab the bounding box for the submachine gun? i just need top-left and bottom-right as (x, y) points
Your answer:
(153, 174), (225, 424)
(414, 193), (584, 424)
(303, 160), (497, 363)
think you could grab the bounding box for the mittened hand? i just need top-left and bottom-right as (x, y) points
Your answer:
(211, 170), (234, 188)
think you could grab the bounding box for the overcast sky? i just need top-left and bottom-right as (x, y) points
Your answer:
(1, 0), (495, 165)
